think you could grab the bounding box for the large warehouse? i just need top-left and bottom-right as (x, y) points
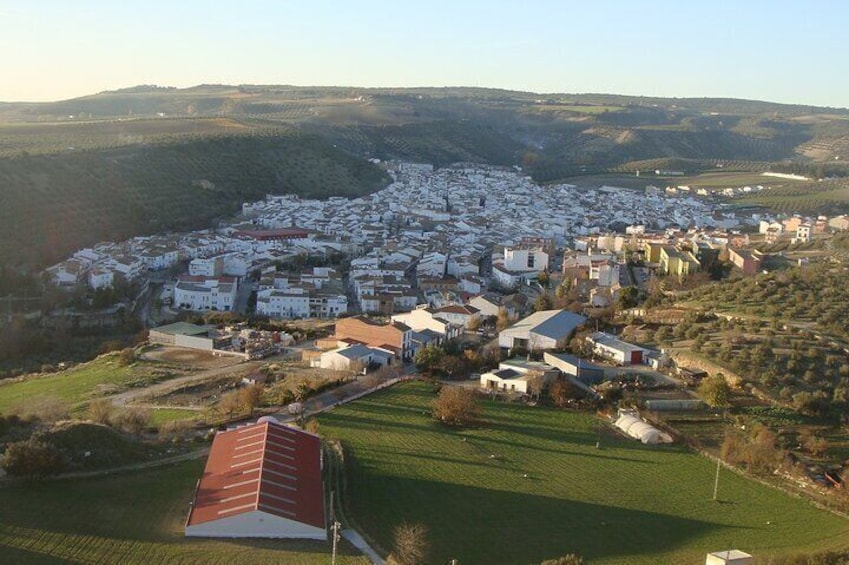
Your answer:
(185, 418), (326, 539)
(498, 309), (587, 351)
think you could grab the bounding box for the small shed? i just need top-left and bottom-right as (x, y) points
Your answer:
(706, 550), (753, 565)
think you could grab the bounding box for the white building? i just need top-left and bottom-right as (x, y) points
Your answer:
(173, 275), (238, 311)
(189, 257), (224, 277)
(391, 305), (462, 339)
(503, 246), (548, 273)
(315, 344), (393, 371)
(587, 332), (648, 365)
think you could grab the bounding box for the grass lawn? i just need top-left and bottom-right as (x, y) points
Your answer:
(0, 459), (367, 565)
(148, 408), (203, 426)
(320, 382), (849, 565)
(0, 353), (182, 415)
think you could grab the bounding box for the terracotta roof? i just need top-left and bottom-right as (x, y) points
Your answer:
(186, 420), (324, 530)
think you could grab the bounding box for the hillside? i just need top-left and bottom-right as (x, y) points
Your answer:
(2, 85), (849, 267)
(0, 131), (389, 267)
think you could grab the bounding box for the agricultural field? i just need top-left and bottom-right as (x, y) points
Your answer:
(735, 178), (849, 214)
(320, 382), (849, 565)
(0, 352), (193, 416)
(0, 459), (367, 565)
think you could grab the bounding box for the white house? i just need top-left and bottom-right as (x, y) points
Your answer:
(173, 275), (238, 312)
(87, 267), (114, 290)
(480, 358), (558, 394)
(431, 304), (480, 329)
(498, 309), (587, 351)
(315, 344), (392, 371)
(391, 305), (462, 339)
(503, 246), (548, 272)
(189, 257), (224, 277)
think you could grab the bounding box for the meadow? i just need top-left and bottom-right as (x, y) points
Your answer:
(0, 459), (367, 565)
(320, 382), (849, 564)
(0, 352), (186, 415)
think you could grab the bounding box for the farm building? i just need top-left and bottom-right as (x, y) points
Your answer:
(149, 322), (214, 348)
(587, 332), (648, 365)
(185, 418), (326, 539)
(705, 550), (753, 565)
(498, 309), (587, 351)
(613, 411), (672, 444)
(543, 352), (606, 386)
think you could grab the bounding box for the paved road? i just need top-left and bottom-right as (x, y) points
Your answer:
(342, 529), (384, 565)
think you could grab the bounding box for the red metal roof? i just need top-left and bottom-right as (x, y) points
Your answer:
(235, 228), (311, 241)
(186, 420), (325, 530)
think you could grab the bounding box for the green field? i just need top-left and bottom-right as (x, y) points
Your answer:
(320, 382), (849, 564)
(148, 407), (202, 426)
(0, 353), (181, 415)
(0, 459), (367, 565)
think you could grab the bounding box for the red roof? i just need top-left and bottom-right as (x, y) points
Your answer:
(235, 228), (311, 241)
(186, 420), (325, 530)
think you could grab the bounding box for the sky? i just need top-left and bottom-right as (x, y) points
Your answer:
(0, 0), (846, 108)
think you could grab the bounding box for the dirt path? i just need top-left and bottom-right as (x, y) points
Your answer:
(109, 358), (265, 407)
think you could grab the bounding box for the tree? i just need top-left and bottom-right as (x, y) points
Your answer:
(118, 347), (136, 367)
(432, 386), (481, 427)
(549, 377), (575, 407)
(414, 345), (445, 378)
(534, 292), (554, 312)
(538, 271), (550, 288)
(238, 384), (264, 415)
(698, 374), (731, 408)
(496, 307), (511, 331)
(617, 286), (639, 310)
(87, 398), (114, 425)
(388, 522), (429, 565)
(112, 407), (151, 437)
(2, 438), (67, 479)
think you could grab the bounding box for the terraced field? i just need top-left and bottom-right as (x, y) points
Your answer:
(320, 382), (849, 564)
(0, 460), (367, 565)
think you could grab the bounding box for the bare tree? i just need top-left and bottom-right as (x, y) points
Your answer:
(388, 522), (429, 565)
(87, 398), (114, 425)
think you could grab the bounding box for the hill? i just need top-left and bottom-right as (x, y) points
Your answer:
(3, 85), (849, 266)
(0, 130), (389, 267)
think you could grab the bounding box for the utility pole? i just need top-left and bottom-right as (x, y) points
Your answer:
(330, 489), (341, 565)
(712, 455), (722, 501)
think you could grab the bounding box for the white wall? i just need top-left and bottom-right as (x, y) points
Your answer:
(185, 509), (326, 540)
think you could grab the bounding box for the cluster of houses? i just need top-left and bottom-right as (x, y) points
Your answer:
(46, 162), (849, 323)
(758, 214), (848, 245)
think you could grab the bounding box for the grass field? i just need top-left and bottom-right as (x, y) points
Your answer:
(0, 353), (184, 415)
(320, 382), (849, 564)
(0, 460), (367, 565)
(148, 408), (203, 426)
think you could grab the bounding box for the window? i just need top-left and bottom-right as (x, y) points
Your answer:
(527, 253), (535, 269)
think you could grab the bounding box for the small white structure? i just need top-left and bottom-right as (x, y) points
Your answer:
(706, 550), (753, 565)
(587, 332), (648, 365)
(614, 411), (672, 444)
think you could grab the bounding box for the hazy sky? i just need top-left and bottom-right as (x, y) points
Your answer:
(1, 0), (846, 107)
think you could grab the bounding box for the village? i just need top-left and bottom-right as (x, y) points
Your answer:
(22, 162), (849, 565)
